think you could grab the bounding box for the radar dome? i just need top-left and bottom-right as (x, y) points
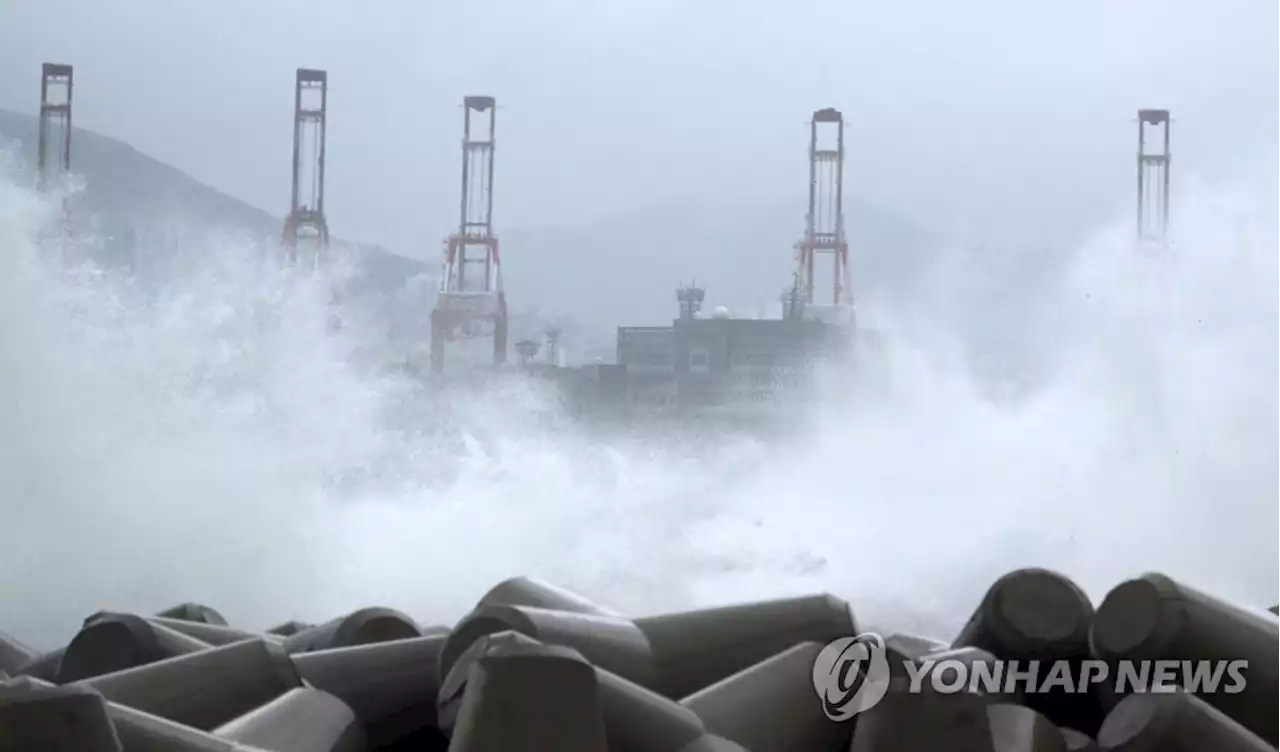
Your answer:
(711, 306), (731, 319)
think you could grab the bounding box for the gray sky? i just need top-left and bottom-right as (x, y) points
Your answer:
(1, 0), (1276, 257)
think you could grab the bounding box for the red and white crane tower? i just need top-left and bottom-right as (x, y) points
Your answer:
(430, 95), (508, 375)
(788, 107), (854, 326)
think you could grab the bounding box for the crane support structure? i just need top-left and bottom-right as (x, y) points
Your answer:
(283, 68), (330, 266)
(1136, 109), (1171, 248)
(790, 107), (854, 327)
(37, 63), (74, 196)
(430, 95), (508, 374)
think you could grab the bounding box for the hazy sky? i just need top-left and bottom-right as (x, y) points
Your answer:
(1, 0), (1276, 257)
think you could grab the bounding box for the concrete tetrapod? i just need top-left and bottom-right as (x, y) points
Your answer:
(1090, 572), (1279, 746)
(1095, 690), (1273, 751)
(569, 654), (752, 752)
(474, 576), (622, 615)
(266, 621), (313, 637)
(77, 638), (302, 731)
(0, 676), (122, 752)
(637, 594), (857, 700)
(58, 613), (214, 682)
(679, 641), (850, 752)
(154, 603), (228, 626)
(438, 592), (856, 701)
(923, 645), (1024, 705)
(882, 633), (948, 664)
(147, 616), (284, 647)
(438, 631), (748, 752)
(986, 703), (1069, 752)
(212, 688), (366, 752)
(20, 676), (258, 752)
(438, 605), (657, 692)
(867, 631), (949, 689)
(282, 607), (423, 654)
(13, 647), (65, 681)
(291, 632), (451, 747)
(104, 706), (254, 752)
(849, 675), (995, 752)
(446, 638), (608, 752)
(1059, 726), (1098, 751)
(954, 568), (1108, 735)
(0, 630), (36, 676)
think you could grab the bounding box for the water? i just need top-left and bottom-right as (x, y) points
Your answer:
(1, 165), (1275, 649)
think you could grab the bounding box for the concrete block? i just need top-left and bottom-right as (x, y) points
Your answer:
(439, 631), (746, 752)
(955, 568), (1106, 734)
(636, 593), (857, 699)
(680, 641), (850, 752)
(474, 576), (621, 615)
(1096, 690), (1273, 751)
(0, 676), (122, 752)
(291, 632), (449, 746)
(884, 633), (948, 663)
(154, 603), (228, 626)
(986, 702), (1068, 752)
(213, 688), (365, 752)
(282, 607), (422, 654)
(954, 568), (1094, 657)
(79, 638), (302, 731)
(108, 703), (253, 751)
(1060, 726), (1098, 751)
(13, 647), (66, 681)
(148, 617), (283, 647)
(849, 676), (994, 752)
(266, 621), (313, 637)
(21, 676), (253, 752)
(446, 638), (607, 752)
(0, 630), (36, 676)
(438, 605), (656, 692)
(924, 645), (1024, 705)
(440, 592), (856, 705)
(59, 613), (213, 682)
(1091, 572), (1278, 745)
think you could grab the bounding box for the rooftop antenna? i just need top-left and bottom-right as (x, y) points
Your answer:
(676, 281), (705, 321)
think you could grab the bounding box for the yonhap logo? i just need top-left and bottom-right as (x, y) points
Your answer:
(811, 632), (891, 720)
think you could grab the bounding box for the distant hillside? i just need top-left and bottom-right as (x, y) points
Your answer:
(0, 109), (428, 294)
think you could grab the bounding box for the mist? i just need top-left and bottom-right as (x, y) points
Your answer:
(1, 160), (1275, 648)
(0, 1), (1276, 649)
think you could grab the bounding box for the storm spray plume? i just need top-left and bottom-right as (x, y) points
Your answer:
(0, 158), (1275, 648)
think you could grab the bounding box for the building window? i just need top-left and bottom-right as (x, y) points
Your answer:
(690, 352), (708, 367)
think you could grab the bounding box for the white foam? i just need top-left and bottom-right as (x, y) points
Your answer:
(0, 162), (1274, 647)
